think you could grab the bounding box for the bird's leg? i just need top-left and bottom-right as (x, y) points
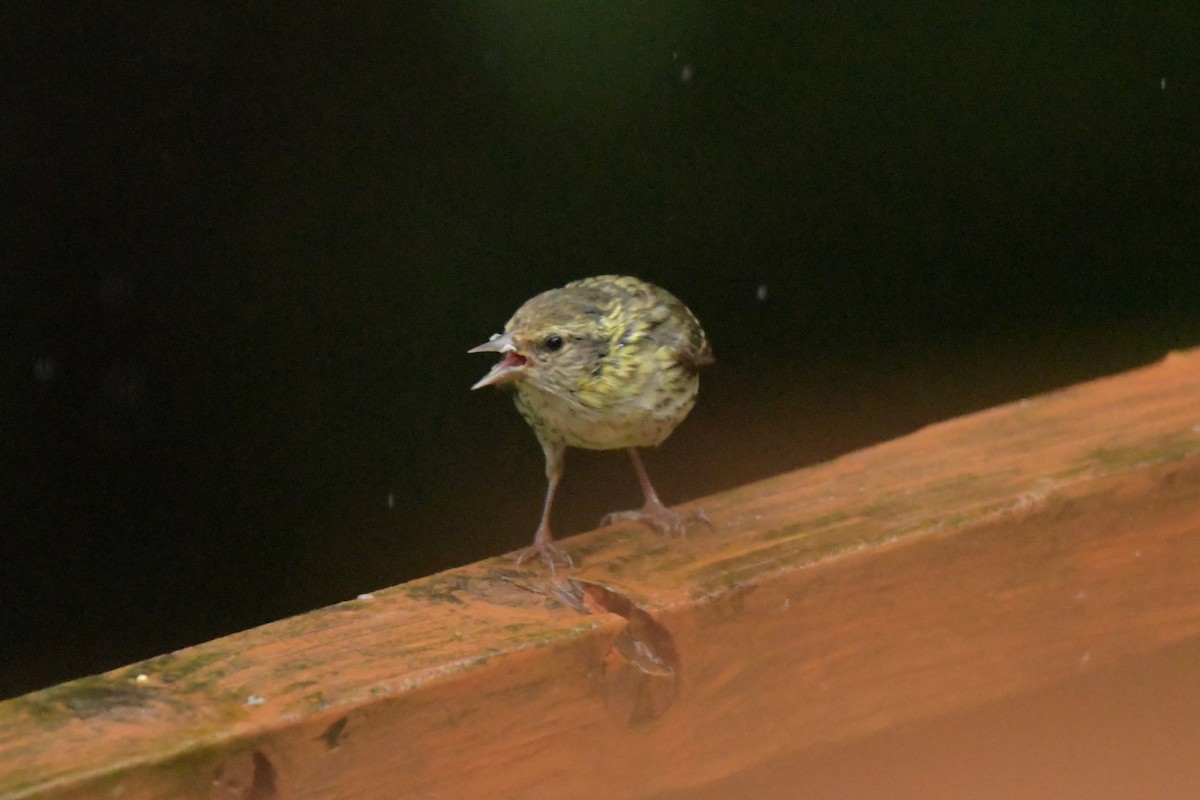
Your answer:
(600, 448), (711, 537)
(514, 440), (574, 570)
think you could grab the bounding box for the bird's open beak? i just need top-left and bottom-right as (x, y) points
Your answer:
(469, 331), (529, 390)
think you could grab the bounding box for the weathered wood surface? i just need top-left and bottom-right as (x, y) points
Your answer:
(3, 349), (1200, 800)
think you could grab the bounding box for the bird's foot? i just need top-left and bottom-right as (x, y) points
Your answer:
(513, 539), (574, 571)
(600, 499), (712, 538)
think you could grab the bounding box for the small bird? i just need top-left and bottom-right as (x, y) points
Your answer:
(470, 275), (713, 568)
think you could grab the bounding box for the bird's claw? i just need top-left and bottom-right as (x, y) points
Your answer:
(513, 540), (574, 572)
(600, 503), (711, 539)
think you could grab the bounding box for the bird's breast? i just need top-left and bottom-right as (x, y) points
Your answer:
(514, 369), (698, 451)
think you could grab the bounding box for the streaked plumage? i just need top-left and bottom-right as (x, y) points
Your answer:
(470, 275), (712, 568)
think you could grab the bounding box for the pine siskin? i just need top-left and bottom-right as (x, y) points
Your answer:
(470, 275), (713, 568)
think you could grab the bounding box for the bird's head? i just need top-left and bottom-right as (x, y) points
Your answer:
(469, 288), (605, 393)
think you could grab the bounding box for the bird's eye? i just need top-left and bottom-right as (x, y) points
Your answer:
(543, 333), (564, 352)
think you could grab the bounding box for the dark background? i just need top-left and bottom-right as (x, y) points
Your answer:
(4, 3), (1198, 699)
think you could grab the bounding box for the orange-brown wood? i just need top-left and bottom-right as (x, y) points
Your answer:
(3, 349), (1200, 800)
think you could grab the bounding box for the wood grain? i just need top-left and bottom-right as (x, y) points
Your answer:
(3, 348), (1200, 800)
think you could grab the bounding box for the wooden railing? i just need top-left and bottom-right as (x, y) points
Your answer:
(3, 349), (1200, 800)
